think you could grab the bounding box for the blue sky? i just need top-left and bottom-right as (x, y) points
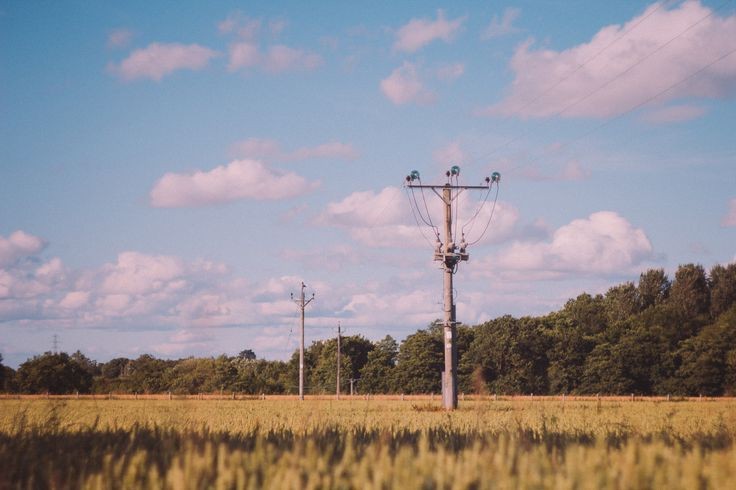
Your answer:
(1, 1), (735, 367)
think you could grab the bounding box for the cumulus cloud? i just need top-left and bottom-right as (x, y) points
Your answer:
(227, 42), (322, 72)
(722, 198), (736, 227)
(109, 43), (219, 81)
(149, 159), (319, 208)
(231, 138), (358, 162)
(318, 186), (519, 248)
(0, 231), (46, 267)
(481, 1), (736, 118)
(481, 7), (521, 40)
(491, 211), (653, 275)
(393, 9), (465, 53)
(380, 62), (435, 105)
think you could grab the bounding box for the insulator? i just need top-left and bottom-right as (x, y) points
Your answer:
(485, 176), (491, 183)
(491, 172), (501, 183)
(450, 165), (460, 176)
(410, 170), (420, 181)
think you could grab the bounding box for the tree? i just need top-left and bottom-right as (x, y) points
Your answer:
(237, 349), (256, 361)
(670, 264), (710, 319)
(675, 306), (736, 396)
(638, 269), (670, 310)
(394, 326), (443, 394)
(360, 335), (398, 393)
(16, 352), (93, 394)
(709, 263), (736, 319)
(127, 354), (173, 393)
(604, 282), (639, 326)
(462, 316), (550, 395)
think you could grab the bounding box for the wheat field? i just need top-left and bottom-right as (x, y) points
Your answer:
(1, 398), (735, 489)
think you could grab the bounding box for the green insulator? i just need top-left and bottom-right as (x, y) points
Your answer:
(450, 165), (460, 176)
(491, 171), (501, 183)
(410, 170), (420, 181)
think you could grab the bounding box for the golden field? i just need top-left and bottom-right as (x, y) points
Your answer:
(1, 398), (735, 489)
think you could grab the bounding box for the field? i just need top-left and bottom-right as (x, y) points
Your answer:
(1, 398), (735, 489)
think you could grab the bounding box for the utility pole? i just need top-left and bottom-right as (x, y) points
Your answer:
(291, 282), (314, 401)
(52, 334), (59, 354)
(405, 167), (500, 410)
(336, 322), (341, 400)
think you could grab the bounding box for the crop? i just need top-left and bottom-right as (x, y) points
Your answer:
(1, 399), (734, 489)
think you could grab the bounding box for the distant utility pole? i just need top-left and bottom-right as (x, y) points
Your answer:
(336, 322), (341, 400)
(405, 166), (500, 410)
(291, 282), (314, 401)
(52, 334), (60, 354)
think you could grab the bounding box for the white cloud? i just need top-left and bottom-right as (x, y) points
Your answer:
(641, 104), (707, 124)
(231, 138), (358, 162)
(109, 43), (219, 81)
(318, 186), (519, 248)
(722, 198), (736, 227)
(227, 43), (323, 73)
(481, 1), (736, 118)
(264, 45), (323, 72)
(227, 42), (260, 71)
(380, 62), (435, 105)
(481, 7), (521, 40)
(0, 230), (46, 267)
(107, 28), (133, 49)
(394, 9), (465, 53)
(149, 159), (319, 208)
(491, 211), (653, 275)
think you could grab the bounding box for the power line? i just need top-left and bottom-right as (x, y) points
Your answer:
(504, 43), (736, 176)
(470, 0), (733, 167)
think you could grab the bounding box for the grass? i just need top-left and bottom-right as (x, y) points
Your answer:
(1, 399), (735, 488)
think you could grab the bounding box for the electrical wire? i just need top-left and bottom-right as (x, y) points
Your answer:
(489, 0), (673, 122)
(469, 0), (733, 166)
(461, 184), (493, 239)
(404, 186), (438, 247)
(467, 184), (500, 246)
(504, 43), (736, 176)
(417, 179), (440, 238)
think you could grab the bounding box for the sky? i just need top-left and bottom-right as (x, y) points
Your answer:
(1, 0), (735, 368)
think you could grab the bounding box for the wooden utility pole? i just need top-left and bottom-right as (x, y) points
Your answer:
(336, 322), (341, 400)
(405, 167), (500, 410)
(291, 282), (314, 401)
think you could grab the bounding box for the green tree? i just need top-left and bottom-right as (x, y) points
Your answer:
(709, 263), (736, 319)
(394, 325), (443, 394)
(675, 306), (736, 396)
(604, 282), (639, 326)
(127, 354), (173, 393)
(670, 264), (710, 319)
(359, 335), (398, 393)
(638, 269), (670, 310)
(462, 316), (550, 395)
(16, 352), (93, 394)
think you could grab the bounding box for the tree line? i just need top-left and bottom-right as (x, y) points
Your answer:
(2, 263), (735, 396)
